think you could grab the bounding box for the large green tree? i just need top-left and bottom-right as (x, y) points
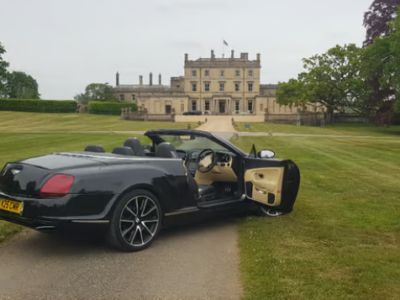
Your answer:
(363, 8), (400, 125)
(6, 71), (40, 99)
(0, 42), (10, 98)
(276, 44), (370, 122)
(74, 83), (116, 104)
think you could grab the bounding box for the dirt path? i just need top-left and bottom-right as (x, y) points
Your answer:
(0, 216), (242, 300)
(196, 119), (236, 133)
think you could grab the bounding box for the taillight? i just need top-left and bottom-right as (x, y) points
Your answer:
(39, 174), (74, 198)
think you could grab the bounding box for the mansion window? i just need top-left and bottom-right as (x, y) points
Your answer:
(119, 94), (125, 101)
(260, 104), (263, 112)
(205, 70), (209, 77)
(204, 83), (210, 92)
(235, 70), (240, 77)
(235, 101), (240, 111)
(205, 100), (210, 111)
(248, 70), (253, 77)
(131, 94), (136, 101)
(181, 104), (184, 112)
(192, 83), (197, 92)
(192, 100), (197, 111)
(219, 83), (225, 92)
(248, 83), (253, 92)
(248, 100), (253, 111)
(220, 70), (225, 77)
(192, 70), (197, 77)
(235, 83), (240, 92)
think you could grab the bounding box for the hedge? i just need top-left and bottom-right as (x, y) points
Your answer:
(88, 101), (138, 115)
(0, 99), (77, 113)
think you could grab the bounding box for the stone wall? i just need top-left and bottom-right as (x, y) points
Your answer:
(120, 107), (175, 122)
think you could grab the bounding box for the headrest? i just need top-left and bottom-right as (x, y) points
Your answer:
(155, 142), (179, 158)
(84, 145), (105, 152)
(112, 147), (135, 156)
(123, 138), (145, 156)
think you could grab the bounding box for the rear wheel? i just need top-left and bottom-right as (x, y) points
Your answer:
(106, 189), (162, 252)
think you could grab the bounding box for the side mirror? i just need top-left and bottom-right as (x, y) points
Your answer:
(258, 149), (275, 159)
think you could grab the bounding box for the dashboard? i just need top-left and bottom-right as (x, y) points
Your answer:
(179, 150), (236, 174)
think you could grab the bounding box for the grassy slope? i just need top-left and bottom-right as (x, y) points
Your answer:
(0, 133), (150, 242)
(233, 136), (400, 300)
(236, 122), (400, 136)
(0, 111), (193, 132)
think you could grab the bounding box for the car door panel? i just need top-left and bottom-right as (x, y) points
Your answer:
(244, 167), (284, 206)
(245, 158), (300, 212)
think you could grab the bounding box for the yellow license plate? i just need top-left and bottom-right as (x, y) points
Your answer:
(0, 198), (22, 214)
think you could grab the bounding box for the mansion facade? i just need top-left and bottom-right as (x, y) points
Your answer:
(114, 50), (325, 115)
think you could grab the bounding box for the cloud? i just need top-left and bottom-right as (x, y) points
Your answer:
(156, 1), (230, 13)
(169, 40), (204, 49)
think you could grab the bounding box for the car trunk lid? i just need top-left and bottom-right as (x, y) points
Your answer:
(0, 154), (105, 197)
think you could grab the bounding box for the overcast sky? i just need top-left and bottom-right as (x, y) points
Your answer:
(1, 0), (372, 99)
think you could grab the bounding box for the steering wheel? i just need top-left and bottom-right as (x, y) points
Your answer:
(196, 149), (218, 173)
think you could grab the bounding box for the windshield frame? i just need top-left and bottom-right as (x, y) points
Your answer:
(145, 130), (249, 157)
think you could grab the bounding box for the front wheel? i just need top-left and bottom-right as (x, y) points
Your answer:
(254, 203), (288, 217)
(106, 189), (162, 252)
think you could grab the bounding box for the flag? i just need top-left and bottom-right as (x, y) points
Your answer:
(223, 40), (228, 46)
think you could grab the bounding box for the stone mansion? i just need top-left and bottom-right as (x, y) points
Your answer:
(113, 50), (325, 115)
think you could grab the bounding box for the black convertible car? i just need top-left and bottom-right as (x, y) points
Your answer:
(0, 129), (300, 252)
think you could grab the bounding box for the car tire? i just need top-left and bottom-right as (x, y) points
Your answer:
(106, 189), (162, 252)
(254, 203), (287, 218)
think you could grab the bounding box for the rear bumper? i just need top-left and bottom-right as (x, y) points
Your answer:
(0, 191), (119, 231)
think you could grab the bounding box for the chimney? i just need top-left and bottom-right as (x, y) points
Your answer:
(231, 50), (234, 59)
(149, 72), (153, 86)
(211, 49), (215, 59)
(257, 53), (260, 61)
(159, 73), (162, 85)
(116, 72), (120, 86)
(139, 75), (143, 85)
(240, 52), (248, 60)
(185, 53), (188, 61)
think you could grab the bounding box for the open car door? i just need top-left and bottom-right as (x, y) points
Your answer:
(244, 146), (300, 213)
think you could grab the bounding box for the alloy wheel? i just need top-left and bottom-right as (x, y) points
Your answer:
(119, 195), (160, 247)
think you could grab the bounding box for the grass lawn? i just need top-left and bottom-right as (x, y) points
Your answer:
(233, 136), (400, 300)
(236, 122), (400, 136)
(0, 133), (150, 243)
(0, 111), (195, 132)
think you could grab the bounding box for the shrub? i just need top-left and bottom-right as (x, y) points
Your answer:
(0, 99), (76, 113)
(88, 101), (138, 115)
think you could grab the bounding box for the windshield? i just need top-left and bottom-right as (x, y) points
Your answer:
(155, 135), (228, 151)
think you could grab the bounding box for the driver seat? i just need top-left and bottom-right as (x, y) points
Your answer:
(155, 142), (179, 158)
(155, 143), (216, 199)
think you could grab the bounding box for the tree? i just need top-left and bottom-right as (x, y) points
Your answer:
(0, 42), (10, 98)
(363, 0), (400, 46)
(276, 44), (370, 122)
(75, 83), (116, 104)
(363, 9), (400, 124)
(6, 71), (40, 99)
(74, 93), (89, 104)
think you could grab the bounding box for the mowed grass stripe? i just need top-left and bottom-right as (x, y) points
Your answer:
(233, 136), (400, 300)
(0, 111), (192, 132)
(291, 137), (400, 187)
(236, 122), (400, 136)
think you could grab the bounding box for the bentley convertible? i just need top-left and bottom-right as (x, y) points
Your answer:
(0, 129), (300, 252)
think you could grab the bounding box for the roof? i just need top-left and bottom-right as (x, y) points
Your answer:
(195, 58), (253, 62)
(260, 84), (279, 89)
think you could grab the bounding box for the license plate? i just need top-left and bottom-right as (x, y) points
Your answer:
(0, 198), (22, 214)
